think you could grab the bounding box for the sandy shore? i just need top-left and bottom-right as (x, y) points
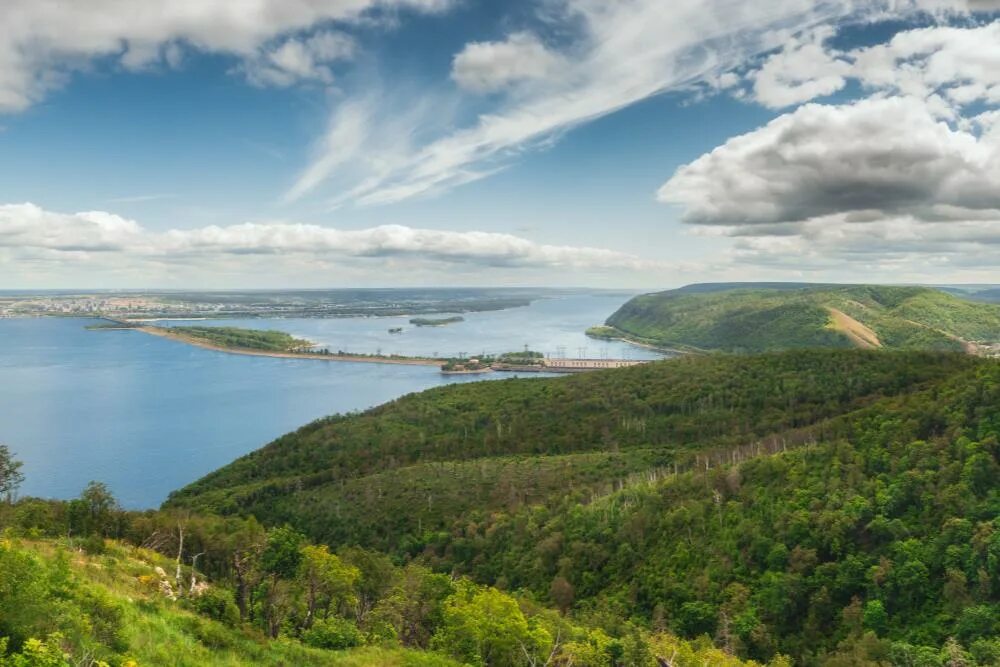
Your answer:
(137, 326), (444, 366)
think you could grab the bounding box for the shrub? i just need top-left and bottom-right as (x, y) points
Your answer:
(188, 588), (240, 627)
(301, 617), (365, 650)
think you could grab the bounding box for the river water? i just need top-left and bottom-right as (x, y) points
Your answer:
(0, 293), (662, 507)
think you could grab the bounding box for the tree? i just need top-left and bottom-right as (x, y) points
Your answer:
(431, 584), (552, 666)
(0, 445), (24, 504)
(68, 481), (119, 537)
(297, 544), (359, 629)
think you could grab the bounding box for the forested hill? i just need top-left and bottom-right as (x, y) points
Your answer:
(599, 284), (1000, 353)
(165, 350), (973, 548)
(164, 350), (1000, 661)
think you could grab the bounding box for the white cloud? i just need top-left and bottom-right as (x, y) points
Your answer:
(0, 0), (450, 112)
(0, 203), (659, 276)
(746, 19), (1000, 113)
(451, 32), (563, 93)
(289, 0), (991, 206)
(658, 96), (999, 225)
(241, 31), (356, 87)
(659, 94), (1000, 275)
(750, 27), (851, 107)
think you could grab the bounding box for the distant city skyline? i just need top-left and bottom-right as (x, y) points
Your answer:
(2, 1), (1000, 288)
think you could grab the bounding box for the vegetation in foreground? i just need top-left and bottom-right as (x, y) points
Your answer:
(7, 349), (1000, 664)
(163, 349), (1000, 663)
(0, 469), (766, 666)
(601, 284), (1000, 353)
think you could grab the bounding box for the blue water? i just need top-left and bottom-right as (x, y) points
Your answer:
(157, 294), (663, 361)
(0, 294), (659, 508)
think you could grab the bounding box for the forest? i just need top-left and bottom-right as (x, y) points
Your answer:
(5, 350), (1000, 664)
(601, 284), (1000, 353)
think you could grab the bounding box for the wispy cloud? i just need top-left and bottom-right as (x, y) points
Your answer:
(287, 0), (985, 207)
(107, 194), (175, 204)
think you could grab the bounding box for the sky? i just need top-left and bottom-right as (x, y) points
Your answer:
(2, 0), (1000, 289)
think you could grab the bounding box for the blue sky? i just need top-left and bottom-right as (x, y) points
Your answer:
(2, 0), (1000, 288)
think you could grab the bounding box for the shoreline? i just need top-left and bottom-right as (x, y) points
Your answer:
(585, 326), (692, 355)
(136, 326), (444, 367)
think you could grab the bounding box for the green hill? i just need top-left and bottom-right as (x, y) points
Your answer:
(10, 349), (1000, 664)
(161, 349), (1000, 662)
(597, 284), (1000, 353)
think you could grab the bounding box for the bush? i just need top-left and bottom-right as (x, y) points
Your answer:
(189, 588), (240, 627)
(301, 617), (365, 650)
(80, 535), (106, 556)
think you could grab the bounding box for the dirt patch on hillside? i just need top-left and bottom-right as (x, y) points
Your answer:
(827, 307), (882, 349)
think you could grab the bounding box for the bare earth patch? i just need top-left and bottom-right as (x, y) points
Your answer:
(827, 307), (882, 349)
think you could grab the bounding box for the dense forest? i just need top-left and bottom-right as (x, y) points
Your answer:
(7, 350), (1000, 664)
(600, 284), (1000, 353)
(162, 350), (1000, 663)
(0, 464), (765, 666)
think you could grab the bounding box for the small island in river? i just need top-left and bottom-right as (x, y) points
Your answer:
(130, 324), (442, 366)
(409, 316), (464, 327)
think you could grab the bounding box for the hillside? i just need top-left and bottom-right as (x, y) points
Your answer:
(0, 513), (758, 667)
(165, 351), (972, 553)
(597, 284), (1000, 353)
(0, 534), (460, 667)
(160, 349), (1000, 662)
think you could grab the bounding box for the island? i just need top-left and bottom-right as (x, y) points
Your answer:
(133, 324), (443, 366)
(409, 316), (464, 327)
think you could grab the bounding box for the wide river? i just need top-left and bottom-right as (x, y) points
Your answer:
(0, 293), (664, 508)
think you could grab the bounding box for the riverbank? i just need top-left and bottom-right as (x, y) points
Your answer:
(137, 326), (444, 366)
(585, 325), (694, 355)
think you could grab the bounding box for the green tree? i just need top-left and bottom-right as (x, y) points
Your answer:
(431, 584), (551, 666)
(297, 544), (359, 629)
(0, 445), (25, 504)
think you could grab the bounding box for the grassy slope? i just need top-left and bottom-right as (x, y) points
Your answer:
(166, 350), (976, 555)
(603, 284), (1000, 353)
(0, 537), (458, 667)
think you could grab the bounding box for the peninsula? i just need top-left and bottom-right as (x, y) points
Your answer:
(135, 324), (443, 366)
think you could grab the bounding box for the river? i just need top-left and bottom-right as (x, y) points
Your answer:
(0, 293), (664, 507)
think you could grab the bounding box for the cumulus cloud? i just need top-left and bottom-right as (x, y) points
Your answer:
(750, 28), (851, 107)
(747, 19), (1000, 113)
(241, 31), (356, 87)
(451, 32), (563, 93)
(658, 96), (1000, 225)
(660, 93), (1000, 276)
(0, 203), (657, 275)
(0, 0), (450, 112)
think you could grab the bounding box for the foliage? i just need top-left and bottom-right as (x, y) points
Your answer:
(167, 326), (312, 353)
(604, 284), (1000, 352)
(166, 350), (972, 554)
(0, 446), (24, 503)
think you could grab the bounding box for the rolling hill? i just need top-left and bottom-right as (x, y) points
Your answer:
(595, 284), (1000, 353)
(161, 349), (1000, 661)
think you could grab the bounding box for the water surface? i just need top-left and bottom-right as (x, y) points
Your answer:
(0, 294), (659, 507)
